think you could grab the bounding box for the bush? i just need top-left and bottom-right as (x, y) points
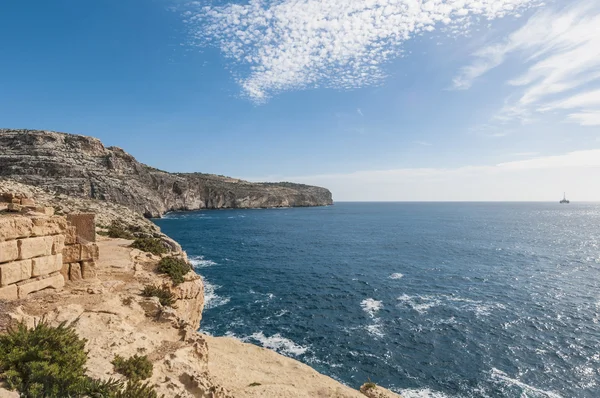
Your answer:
(112, 355), (153, 382)
(114, 380), (162, 398)
(107, 222), (135, 239)
(130, 237), (167, 256)
(141, 285), (175, 307)
(157, 257), (191, 285)
(0, 321), (88, 397)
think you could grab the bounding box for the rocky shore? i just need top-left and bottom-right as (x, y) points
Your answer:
(0, 129), (333, 218)
(0, 178), (399, 398)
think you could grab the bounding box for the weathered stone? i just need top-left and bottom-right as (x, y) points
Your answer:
(32, 254), (63, 277)
(0, 259), (32, 286)
(80, 243), (99, 261)
(0, 284), (18, 300)
(34, 206), (55, 216)
(20, 198), (35, 207)
(65, 226), (77, 245)
(0, 240), (19, 263)
(1, 192), (15, 202)
(60, 262), (70, 281)
(0, 203), (7, 212)
(0, 217), (33, 241)
(31, 217), (67, 237)
(69, 262), (82, 281)
(67, 213), (96, 243)
(17, 273), (64, 298)
(52, 235), (65, 255)
(81, 260), (97, 279)
(7, 204), (22, 212)
(62, 244), (82, 263)
(18, 236), (54, 260)
(11, 198), (20, 204)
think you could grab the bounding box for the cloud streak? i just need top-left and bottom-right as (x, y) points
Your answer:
(453, 1), (600, 126)
(183, 0), (541, 103)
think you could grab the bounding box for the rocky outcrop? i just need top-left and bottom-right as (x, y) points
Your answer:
(0, 129), (333, 217)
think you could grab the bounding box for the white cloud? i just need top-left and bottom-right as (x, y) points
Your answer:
(183, 0), (541, 103)
(249, 149), (600, 201)
(453, 1), (600, 126)
(357, 108), (364, 117)
(413, 140), (432, 146)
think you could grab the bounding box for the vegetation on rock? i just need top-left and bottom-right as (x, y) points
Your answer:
(112, 354), (153, 382)
(130, 237), (167, 255)
(107, 222), (135, 239)
(157, 257), (191, 285)
(141, 285), (176, 307)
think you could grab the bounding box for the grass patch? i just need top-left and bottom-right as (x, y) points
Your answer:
(130, 237), (167, 256)
(157, 257), (191, 285)
(362, 382), (377, 391)
(112, 354), (153, 383)
(141, 285), (175, 307)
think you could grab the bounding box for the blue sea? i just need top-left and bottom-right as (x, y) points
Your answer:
(155, 202), (600, 398)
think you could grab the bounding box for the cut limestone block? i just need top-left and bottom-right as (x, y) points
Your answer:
(11, 198), (20, 204)
(32, 254), (63, 277)
(65, 226), (77, 245)
(7, 204), (22, 212)
(81, 260), (97, 279)
(0, 284), (18, 300)
(0, 217), (33, 241)
(62, 244), (81, 263)
(31, 217), (67, 237)
(18, 236), (54, 260)
(69, 262), (82, 281)
(0, 240), (19, 264)
(52, 235), (65, 255)
(17, 273), (64, 298)
(67, 213), (96, 243)
(80, 243), (99, 261)
(20, 198), (35, 207)
(60, 262), (70, 281)
(0, 259), (32, 286)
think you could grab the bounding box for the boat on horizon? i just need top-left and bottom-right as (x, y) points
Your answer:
(560, 192), (570, 204)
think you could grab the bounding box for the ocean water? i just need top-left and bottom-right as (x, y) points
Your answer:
(155, 202), (600, 398)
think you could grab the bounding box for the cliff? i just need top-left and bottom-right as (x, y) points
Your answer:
(0, 129), (333, 218)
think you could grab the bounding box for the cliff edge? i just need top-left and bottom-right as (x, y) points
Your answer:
(0, 129), (333, 217)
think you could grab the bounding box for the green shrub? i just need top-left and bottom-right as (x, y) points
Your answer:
(0, 321), (88, 397)
(112, 355), (153, 382)
(107, 222), (135, 239)
(157, 257), (191, 285)
(130, 237), (167, 256)
(362, 382), (377, 391)
(113, 380), (162, 398)
(141, 285), (175, 307)
(248, 382), (262, 387)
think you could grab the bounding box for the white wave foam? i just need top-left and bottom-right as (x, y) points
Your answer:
(245, 332), (308, 356)
(361, 298), (383, 317)
(397, 294), (441, 314)
(490, 368), (563, 398)
(365, 321), (385, 338)
(397, 294), (504, 316)
(398, 388), (454, 398)
(189, 255), (217, 268)
(204, 280), (230, 309)
(389, 273), (404, 279)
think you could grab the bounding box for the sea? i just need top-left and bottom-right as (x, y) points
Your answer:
(155, 202), (600, 398)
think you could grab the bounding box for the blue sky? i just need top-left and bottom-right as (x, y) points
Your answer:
(1, 0), (599, 201)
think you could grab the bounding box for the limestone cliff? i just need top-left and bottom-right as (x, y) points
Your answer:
(0, 129), (333, 217)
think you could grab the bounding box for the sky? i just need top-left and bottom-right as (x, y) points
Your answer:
(1, 0), (599, 201)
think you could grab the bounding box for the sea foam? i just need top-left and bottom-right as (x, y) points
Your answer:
(203, 280), (230, 309)
(245, 332), (308, 356)
(189, 255), (217, 268)
(389, 273), (404, 279)
(361, 298), (383, 317)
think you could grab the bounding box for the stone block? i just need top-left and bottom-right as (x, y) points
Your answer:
(1, 193), (15, 202)
(65, 226), (77, 245)
(8, 204), (22, 212)
(69, 262), (82, 281)
(0, 203), (8, 212)
(20, 198), (35, 207)
(31, 217), (67, 237)
(11, 198), (20, 204)
(60, 262), (70, 281)
(32, 254), (63, 277)
(17, 273), (64, 298)
(0, 259), (32, 286)
(0, 284), (18, 300)
(62, 244), (82, 263)
(81, 260), (97, 279)
(52, 235), (65, 255)
(0, 217), (34, 241)
(67, 213), (96, 243)
(32, 207), (55, 216)
(80, 243), (99, 261)
(0, 240), (19, 264)
(18, 236), (54, 260)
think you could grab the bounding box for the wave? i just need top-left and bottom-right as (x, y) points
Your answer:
(189, 255), (217, 268)
(490, 368), (563, 398)
(398, 388), (454, 398)
(389, 273), (404, 279)
(244, 332), (309, 356)
(204, 280), (230, 309)
(397, 294), (504, 316)
(361, 298), (383, 317)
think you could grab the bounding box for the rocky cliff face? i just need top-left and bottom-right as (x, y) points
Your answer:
(0, 129), (333, 217)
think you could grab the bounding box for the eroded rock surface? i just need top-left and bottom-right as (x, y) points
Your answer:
(0, 129), (333, 217)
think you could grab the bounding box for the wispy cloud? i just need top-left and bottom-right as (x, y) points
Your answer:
(453, 1), (600, 126)
(357, 108), (364, 117)
(413, 140), (432, 146)
(182, 0), (541, 103)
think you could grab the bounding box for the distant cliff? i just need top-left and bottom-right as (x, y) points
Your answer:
(0, 129), (333, 217)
